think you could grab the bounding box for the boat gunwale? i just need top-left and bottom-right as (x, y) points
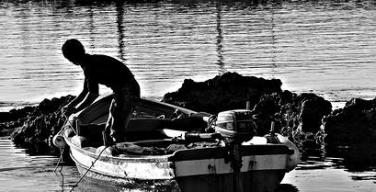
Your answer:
(65, 136), (175, 162)
(65, 134), (293, 162)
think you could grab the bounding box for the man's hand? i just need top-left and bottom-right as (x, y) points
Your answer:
(61, 105), (76, 118)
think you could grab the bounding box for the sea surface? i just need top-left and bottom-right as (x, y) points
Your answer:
(0, 136), (375, 192)
(1, 0), (376, 191)
(2, 0), (376, 111)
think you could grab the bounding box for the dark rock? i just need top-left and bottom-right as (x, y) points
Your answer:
(162, 72), (332, 149)
(0, 112), (12, 122)
(295, 93), (332, 133)
(6, 95), (74, 152)
(0, 106), (35, 123)
(324, 97), (376, 147)
(251, 92), (331, 145)
(162, 72), (283, 114)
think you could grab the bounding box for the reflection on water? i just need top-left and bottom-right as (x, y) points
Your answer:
(215, 1), (225, 74)
(325, 145), (376, 172)
(0, 137), (76, 192)
(2, 0), (376, 106)
(1, 136), (376, 192)
(116, 0), (126, 61)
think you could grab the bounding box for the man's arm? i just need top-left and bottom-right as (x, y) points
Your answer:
(74, 76), (99, 111)
(66, 89), (88, 109)
(62, 77), (99, 115)
(74, 92), (99, 112)
(61, 89), (89, 117)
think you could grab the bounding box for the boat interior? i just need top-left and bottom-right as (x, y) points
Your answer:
(66, 93), (211, 150)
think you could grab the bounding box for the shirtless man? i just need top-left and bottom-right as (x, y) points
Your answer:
(61, 39), (140, 145)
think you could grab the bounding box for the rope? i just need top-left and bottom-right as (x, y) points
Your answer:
(69, 146), (109, 192)
(53, 148), (64, 172)
(61, 115), (77, 135)
(52, 115), (70, 173)
(54, 114), (109, 191)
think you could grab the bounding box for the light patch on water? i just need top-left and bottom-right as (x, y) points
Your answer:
(282, 168), (376, 192)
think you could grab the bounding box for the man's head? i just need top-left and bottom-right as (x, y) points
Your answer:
(62, 39), (86, 65)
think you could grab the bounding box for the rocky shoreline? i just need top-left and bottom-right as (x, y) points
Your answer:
(1, 72), (376, 160)
(0, 95), (75, 155)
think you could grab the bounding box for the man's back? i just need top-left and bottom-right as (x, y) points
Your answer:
(82, 54), (134, 91)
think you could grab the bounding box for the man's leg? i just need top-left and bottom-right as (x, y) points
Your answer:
(110, 96), (134, 143)
(108, 80), (140, 144)
(104, 99), (116, 145)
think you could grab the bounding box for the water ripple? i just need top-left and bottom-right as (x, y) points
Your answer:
(1, 0), (376, 107)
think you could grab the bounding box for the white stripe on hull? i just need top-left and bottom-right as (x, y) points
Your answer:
(70, 147), (175, 180)
(174, 154), (287, 177)
(71, 146), (288, 179)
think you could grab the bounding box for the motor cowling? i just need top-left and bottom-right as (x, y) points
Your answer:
(214, 109), (255, 143)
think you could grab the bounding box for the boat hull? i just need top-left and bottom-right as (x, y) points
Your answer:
(68, 139), (291, 192)
(74, 160), (180, 191)
(58, 95), (298, 192)
(74, 160), (285, 192)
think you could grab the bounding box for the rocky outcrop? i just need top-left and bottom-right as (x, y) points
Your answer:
(321, 97), (376, 170)
(2, 95), (74, 154)
(324, 98), (376, 147)
(162, 72), (332, 143)
(0, 106), (35, 136)
(162, 72), (283, 114)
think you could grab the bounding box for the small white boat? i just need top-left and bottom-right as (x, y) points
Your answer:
(54, 93), (299, 192)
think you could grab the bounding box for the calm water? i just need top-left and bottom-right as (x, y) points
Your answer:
(2, 0), (376, 110)
(1, 137), (375, 192)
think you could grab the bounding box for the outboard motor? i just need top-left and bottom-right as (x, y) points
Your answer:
(214, 109), (255, 144)
(213, 109), (256, 192)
